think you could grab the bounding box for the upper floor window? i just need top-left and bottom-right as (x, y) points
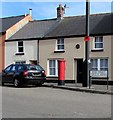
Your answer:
(56, 38), (64, 51)
(94, 36), (103, 49)
(17, 41), (24, 53)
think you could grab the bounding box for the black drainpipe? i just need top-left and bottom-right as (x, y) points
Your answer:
(37, 40), (39, 64)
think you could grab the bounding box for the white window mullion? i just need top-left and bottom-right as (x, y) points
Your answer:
(98, 59), (100, 71)
(56, 60), (58, 76)
(47, 60), (49, 76)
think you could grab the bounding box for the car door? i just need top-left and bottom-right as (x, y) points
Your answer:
(7, 65), (17, 83)
(2, 65), (13, 83)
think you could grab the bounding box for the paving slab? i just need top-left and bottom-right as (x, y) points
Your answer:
(44, 82), (113, 95)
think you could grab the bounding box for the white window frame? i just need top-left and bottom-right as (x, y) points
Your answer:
(47, 59), (58, 77)
(55, 38), (64, 51)
(93, 36), (103, 50)
(15, 61), (26, 64)
(17, 41), (24, 53)
(91, 58), (108, 71)
(91, 58), (108, 77)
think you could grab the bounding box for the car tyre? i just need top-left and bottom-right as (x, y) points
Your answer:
(14, 79), (20, 87)
(2, 82), (4, 86)
(36, 83), (43, 87)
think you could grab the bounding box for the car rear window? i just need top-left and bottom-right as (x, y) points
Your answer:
(17, 65), (24, 71)
(26, 65), (43, 71)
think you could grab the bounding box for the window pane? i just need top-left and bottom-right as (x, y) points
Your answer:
(61, 39), (64, 44)
(57, 38), (64, 44)
(95, 43), (103, 48)
(57, 38), (64, 50)
(91, 59), (98, 70)
(105, 59), (108, 66)
(18, 66), (24, 71)
(57, 39), (61, 44)
(49, 60), (52, 67)
(19, 47), (23, 52)
(49, 60), (55, 68)
(26, 65), (43, 71)
(18, 41), (24, 53)
(5, 65), (12, 72)
(58, 45), (64, 50)
(49, 60), (55, 75)
(18, 41), (23, 46)
(95, 37), (103, 49)
(95, 37), (103, 42)
(100, 60), (103, 67)
(50, 68), (55, 75)
(11, 66), (16, 71)
(49, 60), (57, 76)
(100, 59), (108, 71)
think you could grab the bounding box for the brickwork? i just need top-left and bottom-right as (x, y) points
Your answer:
(0, 33), (5, 72)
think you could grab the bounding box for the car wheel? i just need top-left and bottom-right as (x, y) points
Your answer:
(2, 82), (4, 86)
(36, 83), (43, 87)
(14, 79), (20, 87)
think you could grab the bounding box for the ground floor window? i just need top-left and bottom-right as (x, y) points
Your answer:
(91, 58), (108, 77)
(48, 60), (58, 76)
(29, 60), (37, 65)
(15, 61), (26, 64)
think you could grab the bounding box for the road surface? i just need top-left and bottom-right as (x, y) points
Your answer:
(1, 85), (112, 118)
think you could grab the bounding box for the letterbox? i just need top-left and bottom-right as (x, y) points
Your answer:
(58, 59), (65, 85)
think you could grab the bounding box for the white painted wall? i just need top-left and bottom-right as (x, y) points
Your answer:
(5, 40), (37, 67)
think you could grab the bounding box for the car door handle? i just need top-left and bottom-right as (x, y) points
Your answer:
(8, 72), (15, 75)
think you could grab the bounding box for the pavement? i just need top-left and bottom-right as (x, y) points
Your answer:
(44, 82), (113, 95)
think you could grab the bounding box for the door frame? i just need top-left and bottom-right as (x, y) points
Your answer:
(74, 58), (83, 83)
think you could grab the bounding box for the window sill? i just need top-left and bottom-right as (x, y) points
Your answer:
(47, 76), (58, 78)
(91, 77), (109, 79)
(91, 49), (104, 52)
(15, 53), (24, 55)
(54, 50), (65, 53)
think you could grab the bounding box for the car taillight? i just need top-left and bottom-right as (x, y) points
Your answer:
(42, 70), (46, 76)
(44, 71), (46, 76)
(23, 70), (28, 77)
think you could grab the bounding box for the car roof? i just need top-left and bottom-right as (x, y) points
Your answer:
(12, 64), (40, 66)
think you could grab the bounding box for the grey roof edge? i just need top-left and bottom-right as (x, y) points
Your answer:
(5, 32), (113, 42)
(63, 12), (112, 18)
(1, 14), (28, 19)
(33, 18), (57, 22)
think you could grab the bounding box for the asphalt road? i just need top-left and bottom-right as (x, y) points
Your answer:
(1, 85), (112, 118)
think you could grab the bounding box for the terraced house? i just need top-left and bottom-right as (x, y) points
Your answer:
(0, 14), (32, 72)
(5, 5), (113, 83)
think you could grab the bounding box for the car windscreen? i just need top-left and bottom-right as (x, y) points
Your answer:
(26, 65), (43, 71)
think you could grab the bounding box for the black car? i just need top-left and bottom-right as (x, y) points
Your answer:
(1, 64), (46, 87)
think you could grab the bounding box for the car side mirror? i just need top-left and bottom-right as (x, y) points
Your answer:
(2, 70), (5, 73)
